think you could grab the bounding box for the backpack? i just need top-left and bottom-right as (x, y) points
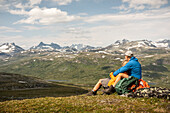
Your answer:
(132, 79), (150, 92)
(115, 76), (139, 95)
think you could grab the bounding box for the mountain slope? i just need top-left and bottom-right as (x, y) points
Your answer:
(0, 52), (121, 85)
(0, 94), (169, 112)
(0, 72), (53, 90)
(155, 39), (170, 48)
(0, 72), (88, 101)
(0, 52), (169, 88)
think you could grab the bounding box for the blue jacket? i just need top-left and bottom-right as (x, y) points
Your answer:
(113, 57), (142, 79)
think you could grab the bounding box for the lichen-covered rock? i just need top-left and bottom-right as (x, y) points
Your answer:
(126, 87), (170, 100)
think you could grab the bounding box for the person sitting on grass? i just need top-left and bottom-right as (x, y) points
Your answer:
(103, 51), (142, 94)
(86, 60), (129, 96)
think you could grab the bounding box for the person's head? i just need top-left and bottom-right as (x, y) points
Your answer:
(124, 51), (133, 61)
(122, 60), (128, 66)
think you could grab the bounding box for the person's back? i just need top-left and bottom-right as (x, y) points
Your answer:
(113, 56), (142, 79)
(124, 57), (141, 79)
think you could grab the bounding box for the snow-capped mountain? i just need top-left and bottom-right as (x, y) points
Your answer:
(126, 40), (156, 49)
(0, 43), (24, 55)
(0, 52), (11, 59)
(154, 39), (170, 48)
(70, 44), (95, 51)
(105, 39), (148, 51)
(30, 42), (61, 50)
(102, 39), (170, 55)
(114, 39), (129, 46)
(0, 39), (169, 59)
(113, 39), (156, 48)
(70, 44), (85, 50)
(30, 42), (78, 53)
(61, 46), (78, 52)
(81, 45), (96, 51)
(30, 42), (97, 53)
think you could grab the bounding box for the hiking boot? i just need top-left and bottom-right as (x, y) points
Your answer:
(86, 91), (97, 96)
(121, 93), (133, 97)
(103, 85), (115, 95)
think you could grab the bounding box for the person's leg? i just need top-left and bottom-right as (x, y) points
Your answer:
(103, 73), (129, 94)
(92, 79), (103, 91)
(113, 73), (129, 87)
(87, 79), (104, 96)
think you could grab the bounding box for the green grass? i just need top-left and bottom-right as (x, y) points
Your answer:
(142, 64), (168, 72)
(0, 82), (88, 102)
(0, 92), (169, 113)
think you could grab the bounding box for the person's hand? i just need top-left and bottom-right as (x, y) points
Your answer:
(109, 72), (114, 79)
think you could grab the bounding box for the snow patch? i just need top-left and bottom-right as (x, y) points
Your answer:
(144, 55), (154, 58)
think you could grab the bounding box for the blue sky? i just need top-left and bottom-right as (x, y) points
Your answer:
(0, 0), (170, 49)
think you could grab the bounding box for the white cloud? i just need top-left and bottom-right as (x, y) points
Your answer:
(0, 26), (22, 33)
(85, 19), (170, 47)
(30, 0), (42, 6)
(0, 35), (57, 49)
(79, 7), (170, 46)
(14, 0), (42, 9)
(0, 0), (42, 11)
(52, 0), (79, 5)
(64, 27), (90, 35)
(0, 0), (29, 11)
(84, 7), (170, 23)
(14, 3), (30, 9)
(77, 13), (88, 16)
(0, 0), (11, 11)
(0, 35), (24, 47)
(112, 0), (168, 11)
(9, 9), (29, 15)
(22, 26), (45, 30)
(55, 34), (93, 46)
(1, 0), (169, 48)
(122, 0), (168, 10)
(9, 7), (80, 25)
(0, 0), (79, 11)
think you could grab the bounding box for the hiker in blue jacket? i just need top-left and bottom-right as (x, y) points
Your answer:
(104, 51), (142, 94)
(86, 60), (129, 96)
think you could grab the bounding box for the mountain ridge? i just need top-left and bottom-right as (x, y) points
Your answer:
(0, 43), (24, 58)
(0, 39), (169, 59)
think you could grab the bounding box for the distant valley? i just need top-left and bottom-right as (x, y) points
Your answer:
(0, 39), (169, 88)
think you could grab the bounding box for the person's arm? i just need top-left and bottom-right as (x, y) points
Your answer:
(113, 62), (132, 76)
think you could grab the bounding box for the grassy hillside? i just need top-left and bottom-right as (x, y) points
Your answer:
(0, 53), (121, 85)
(0, 81), (88, 102)
(0, 93), (169, 112)
(0, 52), (169, 87)
(140, 54), (170, 87)
(0, 72), (54, 90)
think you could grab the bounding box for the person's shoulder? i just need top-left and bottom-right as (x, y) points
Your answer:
(125, 61), (133, 66)
(128, 59), (139, 65)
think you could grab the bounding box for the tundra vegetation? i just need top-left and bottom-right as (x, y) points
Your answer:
(0, 52), (169, 112)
